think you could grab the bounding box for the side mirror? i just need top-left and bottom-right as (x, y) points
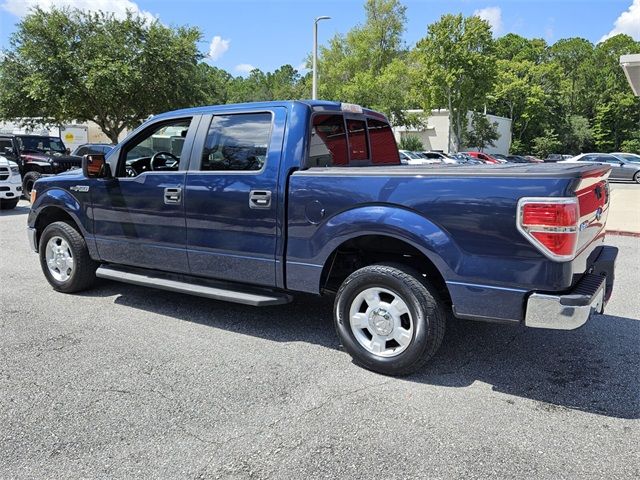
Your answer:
(82, 154), (110, 178)
(66, 148), (71, 154)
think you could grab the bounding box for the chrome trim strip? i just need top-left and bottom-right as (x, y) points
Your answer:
(445, 281), (528, 293)
(286, 261), (323, 268)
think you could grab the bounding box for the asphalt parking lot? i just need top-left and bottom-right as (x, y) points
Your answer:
(1, 199), (638, 479)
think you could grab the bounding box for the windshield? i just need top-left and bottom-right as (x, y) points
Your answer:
(616, 153), (640, 163)
(18, 136), (66, 154)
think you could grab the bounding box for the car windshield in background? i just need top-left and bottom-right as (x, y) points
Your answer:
(616, 154), (640, 163)
(18, 136), (66, 154)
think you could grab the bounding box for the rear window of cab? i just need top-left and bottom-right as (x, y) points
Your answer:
(307, 113), (400, 168)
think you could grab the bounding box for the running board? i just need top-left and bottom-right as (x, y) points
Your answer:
(96, 265), (292, 306)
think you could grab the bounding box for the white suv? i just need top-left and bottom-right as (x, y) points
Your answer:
(0, 155), (22, 209)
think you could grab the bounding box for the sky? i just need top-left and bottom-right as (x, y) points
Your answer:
(0, 0), (638, 75)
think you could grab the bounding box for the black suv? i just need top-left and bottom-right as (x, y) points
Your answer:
(0, 134), (82, 197)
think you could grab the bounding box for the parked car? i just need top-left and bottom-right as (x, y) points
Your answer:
(27, 100), (617, 376)
(451, 153), (482, 164)
(398, 150), (438, 165)
(562, 153), (640, 183)
(71, 143), (115, 156)
(421, 151), (457, 164)
(523, 155), (544, 163)
(0, 155), (22, 209)
(545, 153), (572, 162)
(506, 155), (533, 163)
(462, 151), (501, 164)
(0, 134), (82, 197)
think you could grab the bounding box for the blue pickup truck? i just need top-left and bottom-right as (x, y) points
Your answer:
(27, 101), (617, 375)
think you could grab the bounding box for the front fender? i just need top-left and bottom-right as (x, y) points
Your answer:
(285, 205), (462, 293)
(27, 188), (97, 259)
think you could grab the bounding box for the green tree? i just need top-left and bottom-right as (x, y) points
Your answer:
(463, 112), (500, 151)
(226, 64), (308, 103)
(317, 0), (410, 123)
(398, 135), (423, 151)
(0, 8), (204, 143)
(411, 14), (496, 152)
(549, 38), (593, 114)
(593, 93), (640, 151)
(532, 129), (562, 158)
(562, 115), (593, 154)
(195, 63), (233, 105)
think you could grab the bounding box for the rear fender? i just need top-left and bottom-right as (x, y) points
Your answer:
(286, 205), (462, 293)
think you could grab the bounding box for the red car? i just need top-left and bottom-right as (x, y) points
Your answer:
(462, 151), (502, 164)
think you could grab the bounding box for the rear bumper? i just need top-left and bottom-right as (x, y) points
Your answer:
(525, 245), (618, 330)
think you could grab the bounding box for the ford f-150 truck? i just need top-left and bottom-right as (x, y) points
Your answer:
(26, 101), (617, 375)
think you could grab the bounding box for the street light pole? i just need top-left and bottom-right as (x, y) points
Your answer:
(312, 16), (331, 100)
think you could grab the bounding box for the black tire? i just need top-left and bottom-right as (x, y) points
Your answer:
(0, 198), (19, 210)
(22, 171), (42, 199)
(39, 221), (98, 293)
(334, 263), (446, 376)
(634, 172), (640, 184)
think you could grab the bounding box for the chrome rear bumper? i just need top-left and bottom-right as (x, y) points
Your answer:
(525, 275), (605, 330)
(525, 245), (617, 330)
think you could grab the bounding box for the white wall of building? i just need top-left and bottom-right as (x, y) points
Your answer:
(393, 109), (512, 154)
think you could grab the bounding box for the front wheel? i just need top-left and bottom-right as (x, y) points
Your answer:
(22, 171), (42, 199)
(634, 172), (640, 184)
(39, 221), (98, 293)
(334, 263), (446, 376)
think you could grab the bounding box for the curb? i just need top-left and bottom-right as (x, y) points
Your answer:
(606, 230), (640, 238)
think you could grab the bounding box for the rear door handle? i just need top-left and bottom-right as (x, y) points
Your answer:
(164, 187), (182, 205)
(249, 190), (272, 209)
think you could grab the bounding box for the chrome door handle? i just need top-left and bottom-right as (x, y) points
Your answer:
(249, 190), (272, 209)
(164, 187), (182, 204)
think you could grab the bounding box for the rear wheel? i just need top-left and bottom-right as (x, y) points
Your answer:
(39, 221), (97, 293)
(22, 171), (42, 199)
(0, 198), (19, 210)
(334, 263), (446, 376)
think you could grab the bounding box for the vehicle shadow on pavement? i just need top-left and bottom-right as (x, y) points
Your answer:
(411, 314), (640, 419)
(0, 204), (30, 217)
(83, 280), (639, 420)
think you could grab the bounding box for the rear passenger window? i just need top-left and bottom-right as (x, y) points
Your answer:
(346, 119), (369, 161)
(309, 114), (348, 167)
(367, 118), (399, 164)
(201, 113), (272, 171)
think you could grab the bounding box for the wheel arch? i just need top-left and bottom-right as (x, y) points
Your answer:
(286, 205), (461, 301)
(320, 233), (452, 305)
(29, 189), (94, 256)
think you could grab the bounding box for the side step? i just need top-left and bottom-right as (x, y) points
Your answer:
(96, 265), (293, 306)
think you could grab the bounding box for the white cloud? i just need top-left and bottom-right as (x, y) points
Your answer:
(208, 35), (230, 61)
(473, 6), (503, 36)
(600, 0), (640, 42)
(1, 0), (157, 23)
(234, 63), (255, 75)
(296, 62), (308, 72)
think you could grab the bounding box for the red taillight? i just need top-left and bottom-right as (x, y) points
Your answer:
(522, 203), (578, 227)
(518, 198), (579, 261)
